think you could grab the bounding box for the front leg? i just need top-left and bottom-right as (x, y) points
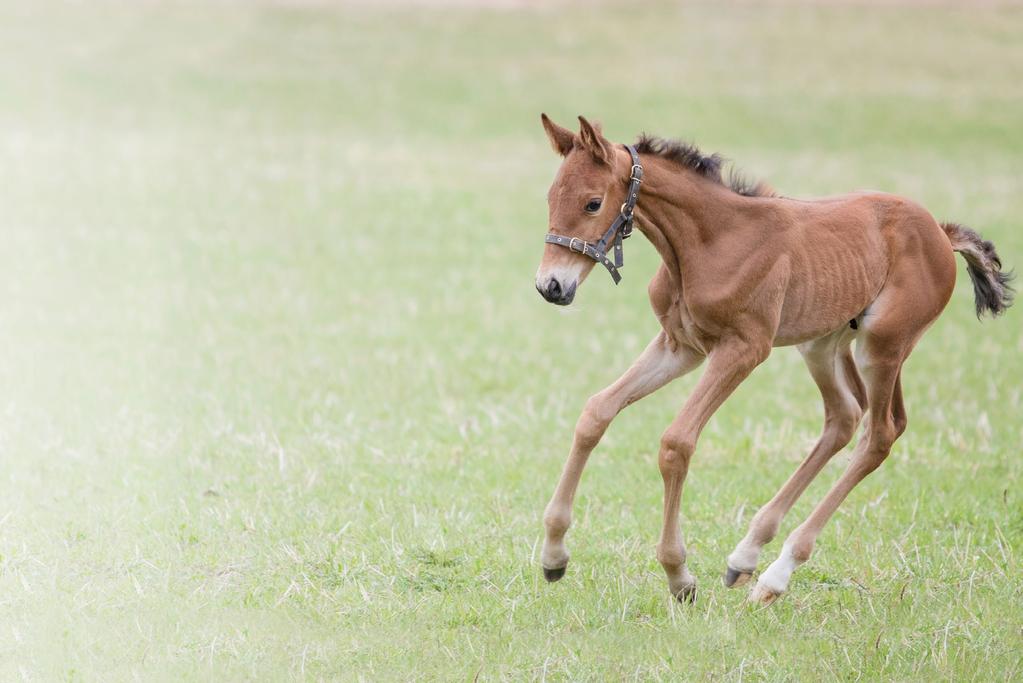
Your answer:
(656, 340), (769, 602)
(541, 333), (703, 581)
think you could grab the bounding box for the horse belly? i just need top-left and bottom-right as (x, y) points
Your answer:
(773, 225), (888, 346)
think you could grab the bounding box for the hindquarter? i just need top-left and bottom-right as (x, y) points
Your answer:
(774, 194), (944, 346)
(872, 199), (958, 333)
(846, 196), (958, 361)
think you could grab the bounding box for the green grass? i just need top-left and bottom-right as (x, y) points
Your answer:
(1, 0), (1021, 680)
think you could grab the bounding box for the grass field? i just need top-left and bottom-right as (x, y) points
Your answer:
(1, 1), (1022, 680)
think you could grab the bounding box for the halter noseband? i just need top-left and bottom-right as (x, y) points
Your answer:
(544, 144), (643, 285)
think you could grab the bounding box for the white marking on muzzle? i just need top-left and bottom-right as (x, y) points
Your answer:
(535, 260), (586, 293)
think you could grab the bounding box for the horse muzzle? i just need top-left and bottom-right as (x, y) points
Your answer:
(536, 276), (577, 306)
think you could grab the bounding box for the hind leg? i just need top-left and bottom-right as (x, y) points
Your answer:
(749, 321), (918, 604)
(747, 211), (958, 603)
(724, 332), (863, 587)
(750, 333), (908, 604)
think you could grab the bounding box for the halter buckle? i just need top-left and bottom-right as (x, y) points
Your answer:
(568, 237), (587, 254)
(630, 164), (643, 183)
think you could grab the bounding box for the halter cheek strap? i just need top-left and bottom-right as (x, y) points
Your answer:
(544, 144), (643, 285)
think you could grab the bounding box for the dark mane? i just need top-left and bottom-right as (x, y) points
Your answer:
(634, 134), (774, 198)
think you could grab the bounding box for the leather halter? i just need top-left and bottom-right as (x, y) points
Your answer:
(544, 145), (643, 285)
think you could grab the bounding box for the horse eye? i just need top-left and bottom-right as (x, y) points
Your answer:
(585, 199), (602, 213)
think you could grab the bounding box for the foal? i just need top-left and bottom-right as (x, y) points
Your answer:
(534, 114), (1013, 605)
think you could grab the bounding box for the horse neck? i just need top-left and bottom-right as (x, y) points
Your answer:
(633, 157), (749, 286)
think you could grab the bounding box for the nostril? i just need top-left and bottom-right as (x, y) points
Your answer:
(547, 279), (562, 298)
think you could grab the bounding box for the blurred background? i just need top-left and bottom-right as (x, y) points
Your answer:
(1, 1), (1020, 679)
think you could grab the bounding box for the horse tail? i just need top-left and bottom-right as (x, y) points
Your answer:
(941, 222), (1014, 317)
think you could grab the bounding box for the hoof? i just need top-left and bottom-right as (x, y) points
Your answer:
(723, 567), (753, 588)
(673, 584), (697, 605)
(748, 582), (782, 606)
(543, 565), (567, 583)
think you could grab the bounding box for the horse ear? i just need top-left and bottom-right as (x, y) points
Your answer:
(541, 113), (575, 157)
(577, 115), (612, 166)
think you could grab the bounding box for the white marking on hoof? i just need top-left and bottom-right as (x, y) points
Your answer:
(724, 568), (753, 588)
(749, 542), (801, 604)
(727, 536), (762, 575)
(748, 582), (781, 605)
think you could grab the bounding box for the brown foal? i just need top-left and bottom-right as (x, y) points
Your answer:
(534, 114), (1013, 605)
